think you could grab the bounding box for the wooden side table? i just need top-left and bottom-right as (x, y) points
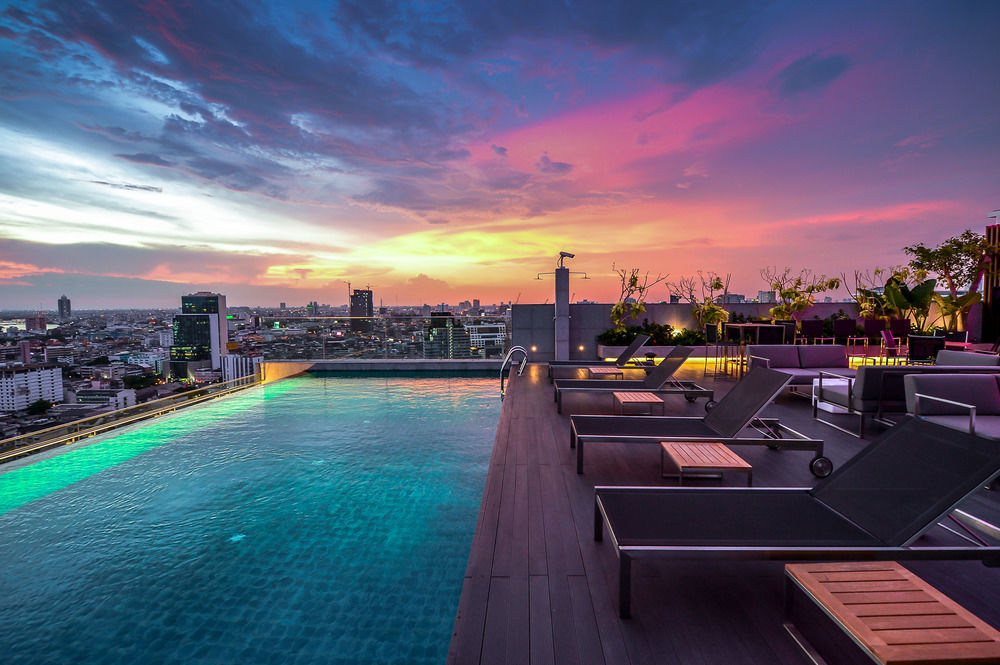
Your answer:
(612, 391), (664, 416)
(660, 441), (752, 485)
(587, 366), (624, 379)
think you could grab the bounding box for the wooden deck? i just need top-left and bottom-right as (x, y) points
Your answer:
(448, 362), (1000, 665)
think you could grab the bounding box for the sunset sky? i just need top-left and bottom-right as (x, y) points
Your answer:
(1, 1), (998, 309)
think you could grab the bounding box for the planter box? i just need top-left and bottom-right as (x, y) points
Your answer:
(596, 344), (710, 359)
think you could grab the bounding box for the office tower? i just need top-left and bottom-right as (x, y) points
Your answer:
(170, 292), (228, 379)
(465, 322), (506, 358)
(0, 364), (62, 412)
(279, 302), (286, 309)
(24, 313), (46, 332)
(423, 312), (472, 359)
(350, 289), (373, 332)
(57, 295), (71, 318)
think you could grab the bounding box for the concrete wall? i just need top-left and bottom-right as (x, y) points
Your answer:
(512, 301), (861, 361)
(260, 361), (313, 384)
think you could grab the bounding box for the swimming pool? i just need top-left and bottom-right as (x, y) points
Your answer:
(0, 374), (500, 664)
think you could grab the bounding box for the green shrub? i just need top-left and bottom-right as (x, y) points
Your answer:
(596, 319), (674, 345)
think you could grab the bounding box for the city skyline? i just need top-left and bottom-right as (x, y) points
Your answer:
(1, 2), (999, 309)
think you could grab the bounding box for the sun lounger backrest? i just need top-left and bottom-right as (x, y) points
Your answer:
(812, 417), (1000, 546)
(703, 367), (792, 438)
(614, 334), (651, 366)
(642, 346), (693, 389)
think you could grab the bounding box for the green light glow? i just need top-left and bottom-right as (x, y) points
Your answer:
(0, 379), (302, 515)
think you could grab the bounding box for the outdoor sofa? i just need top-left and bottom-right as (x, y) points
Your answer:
(813, 363), (1000, 437)
(593, 416), (1000, 618)
(746, 344), (855, 386)
(905, 373), (1000, 439)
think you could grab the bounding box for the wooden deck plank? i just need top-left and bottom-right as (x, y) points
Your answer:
(529, 575), (556, 665)
(528, 464), (549, 577)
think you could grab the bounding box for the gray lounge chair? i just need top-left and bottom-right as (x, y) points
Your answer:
(570, 366), (829, 476)
(546, 334), (651, 382)
(553, 346), (713, 413)
(595, 416), (1000, 617)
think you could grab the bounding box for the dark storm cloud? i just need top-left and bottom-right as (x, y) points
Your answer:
(773, 53), (851, 97)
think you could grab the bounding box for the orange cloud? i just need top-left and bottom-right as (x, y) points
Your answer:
(0, 261), (59, 279)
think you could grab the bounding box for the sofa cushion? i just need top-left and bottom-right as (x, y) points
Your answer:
(773, 368), (823, 385)
(746, 345), (800, 368)
(935, 349), (1000, 366)
(903, 373), (1000, 416)
(798, 345), (849, 368)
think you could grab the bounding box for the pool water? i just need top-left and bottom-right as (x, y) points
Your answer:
(0, 375), (500, 665)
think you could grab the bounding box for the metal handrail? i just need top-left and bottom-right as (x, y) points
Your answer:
(500, 346), (528, 399)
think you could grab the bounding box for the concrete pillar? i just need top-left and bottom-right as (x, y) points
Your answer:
(554, 266), (570, 360)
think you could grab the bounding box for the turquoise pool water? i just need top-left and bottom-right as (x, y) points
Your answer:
(0, 374), (499, 664)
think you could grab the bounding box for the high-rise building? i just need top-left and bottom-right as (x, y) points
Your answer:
(0, 364), (62, 412)
(423, 312), (472, 359)
(57, 295), (71, 318)
(24, 313), (46, 332)
(350, 289), (373, 332)
(170, 292), (228, 379)
(466, 323), (506, 358)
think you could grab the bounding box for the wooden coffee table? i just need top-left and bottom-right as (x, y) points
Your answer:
(588, 366), (624, 379)
(660, 441), (752, 485)
(612, 391), (664, 416)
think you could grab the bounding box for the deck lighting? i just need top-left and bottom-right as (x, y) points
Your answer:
(531, 345), (537, 352)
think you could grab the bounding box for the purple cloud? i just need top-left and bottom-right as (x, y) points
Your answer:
(536, 153), (573, 175)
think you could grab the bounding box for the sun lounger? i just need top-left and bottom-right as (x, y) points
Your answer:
(553, 346), (713, 413)
(546, 334), (651, 382)
(570, 366), (829, 476)
(594, 416), (1000, 617)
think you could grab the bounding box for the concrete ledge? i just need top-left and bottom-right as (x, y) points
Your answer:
(280, 359), (503, 373)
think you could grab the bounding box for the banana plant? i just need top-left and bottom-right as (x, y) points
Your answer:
(883, 277), (936, 332)
(932, 291), (981, 332)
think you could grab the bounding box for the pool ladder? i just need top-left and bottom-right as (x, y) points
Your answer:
(500, 346), (528, 400)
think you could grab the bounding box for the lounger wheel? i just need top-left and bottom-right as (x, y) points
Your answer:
(704, 400), (718, 412)
(810, 456), (833, 478)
